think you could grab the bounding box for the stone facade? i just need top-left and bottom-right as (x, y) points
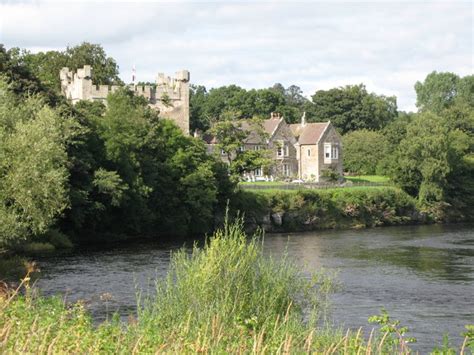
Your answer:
(293, 123), (343, 182)
(266, 117), (298, 179)
(205, 113), (343, 181)
(60, 65), (190, 134)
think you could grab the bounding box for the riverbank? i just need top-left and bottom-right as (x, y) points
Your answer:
(230, 186), (431, 233)
(2, 185), (469, 257)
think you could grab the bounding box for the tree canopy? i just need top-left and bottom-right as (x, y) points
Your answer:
(342, 130), (389, 175)
(11, 42), (123, 93)
(0, 78), (72, 245)
(311, 84), (398, 134)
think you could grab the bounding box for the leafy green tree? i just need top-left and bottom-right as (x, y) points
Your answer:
(311, 84), (397, 134)
(391, 112), (469, 203)
(343, 129), (389, 175)
(415, 71), (460, 114)
(0, 45), (59, 104)
(204, 85), (248, 120)
(65, 42), (122, 85)
(14, 49), (68, 92)
(12, 42), (123, 93)
(210, 115), (272, 180)
(382, 112), (414, 149)
(190, 84), (209, 132)
(0, 79), (71, 245)
(415, 72), (473, 155)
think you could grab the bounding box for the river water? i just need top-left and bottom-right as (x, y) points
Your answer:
(32, 224), (473, 352)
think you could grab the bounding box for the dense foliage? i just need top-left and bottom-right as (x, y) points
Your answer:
(190, 83), (320, 132)
(339, 72), (473, 220)
(209, 117), (273, 180)
(232, 187), (419, 231)
(0, 45), (233, 248)
(342, 129), (389, 175)
(311, 84), (398, 134)
(0, 79), (72, 246)
(8, 42), (123, 92)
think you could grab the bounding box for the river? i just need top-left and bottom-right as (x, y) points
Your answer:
(32, 223), (473, 352)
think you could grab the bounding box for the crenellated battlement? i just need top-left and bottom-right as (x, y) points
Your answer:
(60, 65), (190, 134)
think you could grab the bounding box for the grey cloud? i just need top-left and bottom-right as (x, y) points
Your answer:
(1, 1), (472, 112)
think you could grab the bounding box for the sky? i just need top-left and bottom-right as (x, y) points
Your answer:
(0, 0), (472, 112)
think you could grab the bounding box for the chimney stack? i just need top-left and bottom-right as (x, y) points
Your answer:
(301, 112), (306, 126)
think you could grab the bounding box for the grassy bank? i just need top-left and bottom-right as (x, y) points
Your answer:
(1, 219), (471, 353)
(231, 186), (422, 232)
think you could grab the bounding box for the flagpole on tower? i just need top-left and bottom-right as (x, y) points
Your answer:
(132, 64), (136, 87)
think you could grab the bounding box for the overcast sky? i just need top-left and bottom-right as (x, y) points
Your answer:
(1, 0), (472, 111)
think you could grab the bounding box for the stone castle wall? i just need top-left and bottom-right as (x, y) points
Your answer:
(60, 65), (190, 134)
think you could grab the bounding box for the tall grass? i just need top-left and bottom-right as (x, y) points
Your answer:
(1, 219), (471, 353)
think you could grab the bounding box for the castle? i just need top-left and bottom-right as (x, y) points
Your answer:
(60, 65), (190, 134)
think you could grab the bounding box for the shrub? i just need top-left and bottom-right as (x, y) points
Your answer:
(45, 229), (73, 249)
(19, 242), (55, 254)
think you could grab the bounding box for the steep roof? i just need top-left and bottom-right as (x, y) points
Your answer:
(241, 117), (282, 144)
(237, 117), (281, 135)
(203, 117), (283, 144)
(289, 122), (330, 145)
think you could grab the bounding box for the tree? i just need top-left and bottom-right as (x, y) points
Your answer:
(190, 84), (209, 132)
(391, 112), (468, 203)
(0, 45), (59, 105)
(0, 79), (71, 245)
(311, 84), (397, 134)
(342, 129), (389, 175)
(210, 115), (272, 180)
(65, 43), (122, 86)
(415, 72), (473, 153)
(13, 42), (123, 93)
(415, 71), (460, 114)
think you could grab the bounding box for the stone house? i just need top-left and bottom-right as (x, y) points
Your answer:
(203, 113), (298, 179)
(204, 112), (343, 181)
(290, 114), (343, 181)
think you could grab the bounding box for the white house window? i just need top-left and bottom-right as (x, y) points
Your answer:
(254, 167), (263, 176)
(324, 143), (331, 164)
(277, 146), (283, 157)
(331, 144), (339, 160)
(283, 163), (291, 176)
(254, 145), (262, 151)
(307, 148), (311, 157)
(324, 143), (339, 163)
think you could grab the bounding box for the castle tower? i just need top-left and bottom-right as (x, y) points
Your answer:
(152, 70), (190, 135)
(59, 66), (190, 135)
